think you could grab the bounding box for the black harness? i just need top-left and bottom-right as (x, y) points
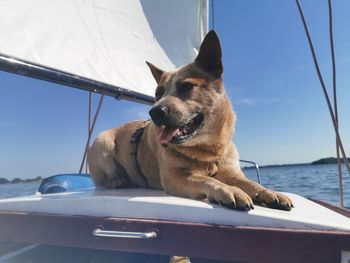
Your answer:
(130, 121), (150, 187)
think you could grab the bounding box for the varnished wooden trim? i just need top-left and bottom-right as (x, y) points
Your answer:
(0, 212), (349, 263)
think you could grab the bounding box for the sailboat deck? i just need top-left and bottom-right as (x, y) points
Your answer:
(0, 189), (349, 232)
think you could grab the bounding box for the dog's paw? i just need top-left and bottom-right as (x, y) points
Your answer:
(209, 186), (254, 211)
(255, 189), (294, 211)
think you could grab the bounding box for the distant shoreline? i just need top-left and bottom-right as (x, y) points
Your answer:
(0, 177), (42, 185)
(2, 157), (348, 183)
(243, 157), (350, 169)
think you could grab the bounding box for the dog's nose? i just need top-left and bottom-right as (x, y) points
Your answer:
(149, 106), (169, 126)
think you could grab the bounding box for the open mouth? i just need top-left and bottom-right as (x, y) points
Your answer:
(159, 113), (204, 145)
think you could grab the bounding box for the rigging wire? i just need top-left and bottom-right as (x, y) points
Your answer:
(295, 0), (350, 200)
(327, 0), (343, 207)
(79, 94), (104, 174)
(85, 91), (93, 174)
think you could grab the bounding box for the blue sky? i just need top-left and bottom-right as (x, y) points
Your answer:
(1, 0), (350, 179)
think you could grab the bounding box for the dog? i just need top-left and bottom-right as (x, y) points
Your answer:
(88, 30), (293, 211)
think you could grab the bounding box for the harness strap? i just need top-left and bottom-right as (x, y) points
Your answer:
(130, 121), (150, 187)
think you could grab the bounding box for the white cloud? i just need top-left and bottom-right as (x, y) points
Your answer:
(240, 98), (257, 106)
(234, 97), (291, 107)
(262, 98), (281, 104)
(293, 63), (309, 72)
(0, 121), (16, 128)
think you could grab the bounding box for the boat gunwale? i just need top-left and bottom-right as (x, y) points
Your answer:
(309, 198), (350, 218)
(0, 210), (349, 263)
(0, 209), (350, 235)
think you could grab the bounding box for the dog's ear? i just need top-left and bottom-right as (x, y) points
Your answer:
(194, 30), (223, 78)
(146, 61), (164, 84)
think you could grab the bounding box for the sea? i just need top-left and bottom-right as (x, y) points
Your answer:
(0, 163), (349, 208)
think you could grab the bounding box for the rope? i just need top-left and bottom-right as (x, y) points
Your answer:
(327, 0), (343, 207)
(295, 0), (350, 195)
(79, 94), (104, 174)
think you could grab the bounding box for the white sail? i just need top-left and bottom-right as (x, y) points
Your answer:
(0, 0), (208, 98)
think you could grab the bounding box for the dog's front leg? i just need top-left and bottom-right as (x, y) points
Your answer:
(214, 166), (294, 211)
(160, 169), (254, 210)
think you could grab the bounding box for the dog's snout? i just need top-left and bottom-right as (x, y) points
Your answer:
(149, 106), (169, 126)
(159, 106), (169, 116)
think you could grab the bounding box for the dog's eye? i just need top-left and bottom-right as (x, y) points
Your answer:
(177, 82), (194, 93)
(155, 89), (164, 100)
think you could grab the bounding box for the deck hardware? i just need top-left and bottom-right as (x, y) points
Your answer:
(240, 159), (261, 184)
(93, 228), (157, 239)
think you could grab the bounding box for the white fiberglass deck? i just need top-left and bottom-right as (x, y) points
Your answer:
(0, 189), (349, 232)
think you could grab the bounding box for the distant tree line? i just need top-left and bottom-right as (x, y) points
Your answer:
(0, 176), (42, 184)
(311, 157), (350, 165)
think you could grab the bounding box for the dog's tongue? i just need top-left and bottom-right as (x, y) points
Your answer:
(159, 127), (179, 145)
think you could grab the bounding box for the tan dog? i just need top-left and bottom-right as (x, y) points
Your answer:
(88, 30), (293, 211)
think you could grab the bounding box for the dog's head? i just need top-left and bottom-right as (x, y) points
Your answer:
(147, 30), (231, 146)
